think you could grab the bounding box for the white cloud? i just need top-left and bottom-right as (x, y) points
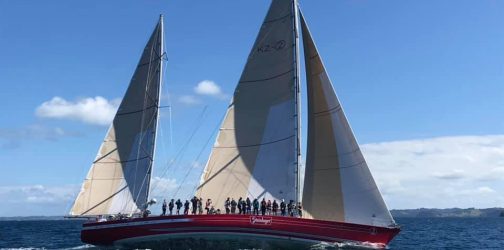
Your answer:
(0, 184), (80, 216)
(3, 135), (504, 216)
(362, 135), (504, 209)
(194, 80), (221, 96)
(35, 96), (120, 126)
(194, 80), (227, 99)
(0, 125), (79, 149)
(150, 177), (178, 198)
(178, 95), (201, 105)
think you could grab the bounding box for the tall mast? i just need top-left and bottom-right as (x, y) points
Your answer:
(147, 14), (165, 202)
(292, 0), (302, 203)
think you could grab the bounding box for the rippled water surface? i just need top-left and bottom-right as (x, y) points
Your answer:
(0, 217), (503, 249)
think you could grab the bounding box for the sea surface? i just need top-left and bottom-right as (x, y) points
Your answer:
(0, 217), (502, 249)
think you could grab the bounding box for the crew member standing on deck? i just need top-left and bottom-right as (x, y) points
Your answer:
(237, 197), (243, 214)
(191, 196), (198, 215)
(169, 199), (174, 215)
(175, 199), (182, 215)
(205, 199), (212, 214)
(253, 198), (260, 215)
(161, 199), (167, 216)
(260, 198), (267, 215)
(297, 202), (303, 218)
(267, 199), (272, 215)
(288, 200), (294, 217)
(280, 199), (286, 216)
(231, 198), (237, 214)
(272, 200), (278, 215)
(246, 198), (252, 214)
(198, 197), (203, 215)
(184, 200), (190, 215)
(225, 197), (231, 214)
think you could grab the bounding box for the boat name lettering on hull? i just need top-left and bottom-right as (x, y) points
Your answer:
(250, 216), (272, 225)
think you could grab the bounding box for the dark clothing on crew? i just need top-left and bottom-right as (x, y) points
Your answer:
(237, 198), (243, 214)
(175, 199), (182, 215)
(191, 197), (198, 215)
(184, 200), (190, 215)
(288, 200), (294, 217)
(253, 199), (259, 215)
(280, 201), (286, 216)
(297, 203), (303, 218)
(198, 198), (203, 214)
(231, 199), (237, 214)
(246, 198), (252, 214)
(225, 198), (231, 214)
(260, 199), (267, 216)
(272, 200), (278, 215)
(162, 200), (167, 216)
(169, 200), (174, 215)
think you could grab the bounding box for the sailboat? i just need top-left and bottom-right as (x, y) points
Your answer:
(70, 1), (400, 248)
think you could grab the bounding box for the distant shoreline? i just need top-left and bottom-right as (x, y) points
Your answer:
(391, 207), (504, 218)
(1, 208), (503, 220)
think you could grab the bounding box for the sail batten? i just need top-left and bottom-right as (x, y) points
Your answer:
(70, 17), (164, 216)
(197, 0), (298, 208)
(300, 12), (395, 227)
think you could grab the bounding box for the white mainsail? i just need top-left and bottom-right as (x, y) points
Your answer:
(197, 0), (299, 207)
(300, 13), (395, 227)
(70, 16), (164, 216)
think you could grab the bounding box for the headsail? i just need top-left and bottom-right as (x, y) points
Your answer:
(300, 13), (395, 227)
(70, 16), (164, 216)
(197, 0), (299, 207)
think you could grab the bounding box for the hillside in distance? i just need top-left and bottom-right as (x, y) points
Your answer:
(391, 208), (504, 218)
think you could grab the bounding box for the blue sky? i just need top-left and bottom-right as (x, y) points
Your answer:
(0, 0), (503, 216)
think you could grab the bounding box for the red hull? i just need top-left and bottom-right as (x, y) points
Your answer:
(82, 214), (399, 248)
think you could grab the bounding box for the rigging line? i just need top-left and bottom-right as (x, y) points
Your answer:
(151, 109), (207, 198)
(164, 106), (208, 177)
(168, 106), (173, 146)
(159, 33), (173, 147)
(144, 38), (170, 204)
(188, 111), (227, 197)
(153, 26), (172, 166)
(149, 106), (208, 195)
(168, 106), (208, 175)
(155, 54), (171, 186)
(174, 111), (225, 199)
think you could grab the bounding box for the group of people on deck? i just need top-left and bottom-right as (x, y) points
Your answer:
(161, 196), (303, 218)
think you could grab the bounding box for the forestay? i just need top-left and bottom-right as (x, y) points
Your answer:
(197, 0), (298, 207)
(70, 17), (164, 216)
(300, 13), (395, 227)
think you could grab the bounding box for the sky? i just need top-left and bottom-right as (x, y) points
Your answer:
(0, 0), (503, 216)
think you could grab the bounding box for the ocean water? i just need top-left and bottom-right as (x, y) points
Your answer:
(0, 217), (503, 249)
